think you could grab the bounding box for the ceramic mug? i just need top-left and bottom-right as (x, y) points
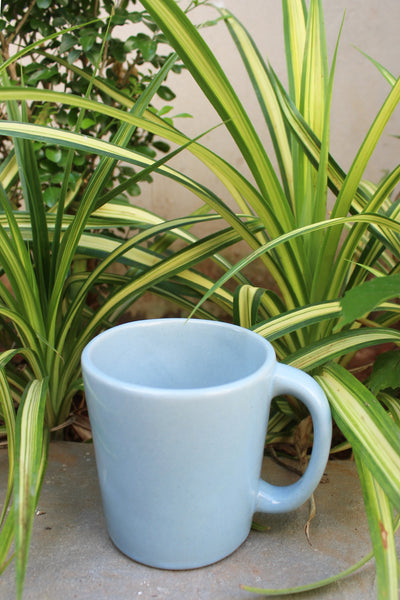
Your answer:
(81, 318), (331, 569)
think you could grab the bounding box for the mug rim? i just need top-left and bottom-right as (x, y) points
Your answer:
(81, 318), (275, 396)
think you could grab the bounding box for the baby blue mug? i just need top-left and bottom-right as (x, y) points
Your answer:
(81, 318), (331, 569)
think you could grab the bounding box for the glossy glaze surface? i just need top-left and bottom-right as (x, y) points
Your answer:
(82, 319), (331, 569)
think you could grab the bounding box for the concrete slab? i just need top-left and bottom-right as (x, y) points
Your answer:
(0, 442), (391, 599)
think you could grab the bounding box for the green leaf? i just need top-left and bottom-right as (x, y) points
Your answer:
(43, 186), (60, 207)
(59, 33), (77, 54)
(380, 392), (400, 428)
(286, 327), (400, 372)
(14, 378), (49, 600)
(254, 299), (341, 348)
(241, 550), (374, 595)
(233, 284), (269, 328)
(44, 147), (62, 163)
(13, 133), (51, 309)
(126, 12), (143, 24)
(135, 33), (157, 61)
(173, 112), (193, 119)
(339, 274), (400, 328)
(0, 507), (15, 576)
(126, 182), (141, 196)
(355, 47), (397, 87)
(354, 454), (399, 600)
(133, 144), (156, 158)
(221, 8), (294, 205)
(157, 85), (176, 101)
(315, 362), (400, 510)
(81, 117), (96, 130)
(67, 48), (81, 64)
(0, 370), (16, 525)
(80, 33), (97, 53)
(152, 140), (170, 153)
(157, 105), (173, 117)
(324, 75), (400, 298)
(72, 153), (86, 166)
(26, 65), (59, 85)
(368, 350), (400, 394)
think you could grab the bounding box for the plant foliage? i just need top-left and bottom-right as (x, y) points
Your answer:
(0, 0), (184, 206)
(137, 0), (400, 596)
(0, 0), (399, 598)
(0, 4), (236, 596)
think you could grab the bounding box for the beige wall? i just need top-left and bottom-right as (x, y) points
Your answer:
(137, 0), (400, 222)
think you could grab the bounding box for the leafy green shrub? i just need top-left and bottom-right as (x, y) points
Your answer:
(0, 0), (183, 206)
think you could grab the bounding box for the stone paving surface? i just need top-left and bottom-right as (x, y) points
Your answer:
(0, 442), (391, 599)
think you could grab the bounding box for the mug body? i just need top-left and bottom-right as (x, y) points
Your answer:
(81, 318), (275, 569)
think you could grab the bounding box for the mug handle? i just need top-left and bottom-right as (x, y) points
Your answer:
(255, 363), (332, 513)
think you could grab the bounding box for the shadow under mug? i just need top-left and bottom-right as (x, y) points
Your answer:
(81, 318), (332, 569)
